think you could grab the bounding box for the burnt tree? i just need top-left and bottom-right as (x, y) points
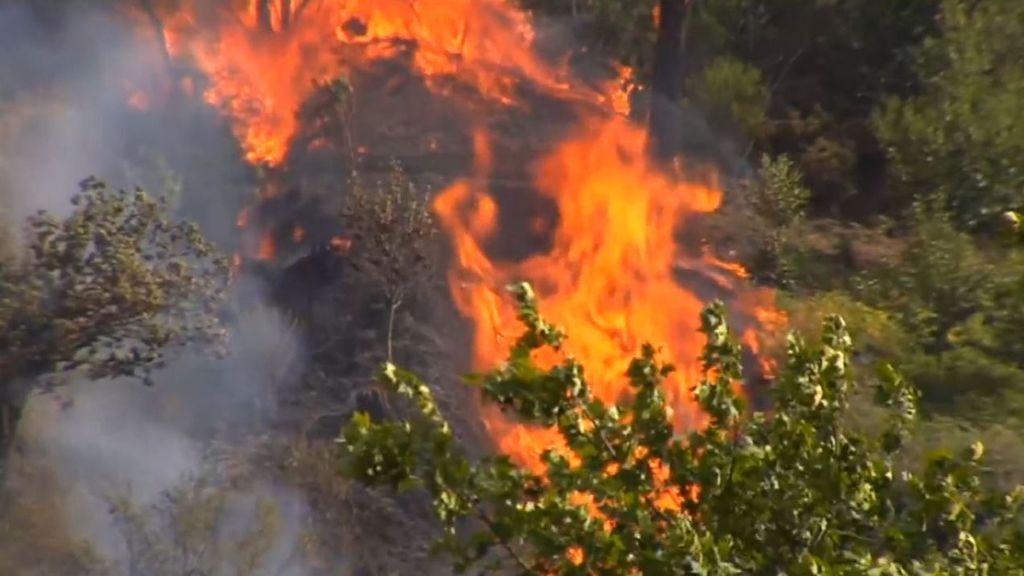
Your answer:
(648, 0), (690, 161)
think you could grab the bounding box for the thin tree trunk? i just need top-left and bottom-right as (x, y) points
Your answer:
(648, 0), (689, 162)
(386, 297), (401, 363)
(0, 392), (24, 483)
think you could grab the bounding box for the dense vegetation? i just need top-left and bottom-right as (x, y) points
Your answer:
(342, 283), (1024, 573)
(2, 0), (1024, 574)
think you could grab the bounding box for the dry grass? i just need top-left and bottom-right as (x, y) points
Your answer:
(0, 455), (109, 576)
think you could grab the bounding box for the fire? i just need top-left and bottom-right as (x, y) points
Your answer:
(257, 231), (276, 261)
(329, 235), (353, 253)
(147, 0), (629, 166)
(125, 0), (783, 478)
(434, 116), (780, 472)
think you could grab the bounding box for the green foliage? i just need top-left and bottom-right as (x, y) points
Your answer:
(899, 347), (1024, 425)
(339, 284), (1024, 573)
(342, 163), (437, 307)
(849, 206), (1024, 423)
(0, 177), (230, 387)
(688, 56), (769, 139)
(341, 162), (438, 362)
(875, 0), (1024, 229)
(519, 0), (657, 71)
(900, 418), (1024, 493)
(753, 153), (810, 229)
(777, 291), (909, 362)
(0, 458), (109, 575)
(854, 205), (992, 353)
(985, 252), (1024, 362)
(762, 108), (859, 211)
(745, 154), (811, 286)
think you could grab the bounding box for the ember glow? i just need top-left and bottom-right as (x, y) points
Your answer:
(132, 0), (784, 474)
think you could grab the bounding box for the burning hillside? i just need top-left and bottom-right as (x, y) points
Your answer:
(139, 0), (632, 166)
(125, 0), (782, 471)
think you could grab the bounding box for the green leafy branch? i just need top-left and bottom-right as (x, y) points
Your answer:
(338, 282), (1024, 574)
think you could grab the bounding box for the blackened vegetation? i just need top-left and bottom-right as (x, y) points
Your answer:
(270, 241), (348, 312)
(245, 29), (777, 439)
(198, 21), (780, 572)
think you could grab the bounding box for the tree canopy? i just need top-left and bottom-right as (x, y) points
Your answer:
(0, 177), (229, 445)
(340, 283), (1024, 574)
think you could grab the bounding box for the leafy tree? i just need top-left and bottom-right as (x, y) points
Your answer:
(683, 0), (938, 215)
(875, 0), (1024, 229)
(341, 162), (438, 363)
(854, 205), (992, 355)
(0, 178), (229, 454)
(687, 55), (769, 141)
(518, 0), (658, 72)
(339, 283), (1024, 574)
(752, 153), (810, 231)
(748, 153), (810, 285)
(850, 205), (1024, 423)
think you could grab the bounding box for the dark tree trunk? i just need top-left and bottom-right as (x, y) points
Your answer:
(0, 382), (29, 482)
(257, 0), (274, 33)
(648, 0), (689, 162)
(281, 0), (293, 30)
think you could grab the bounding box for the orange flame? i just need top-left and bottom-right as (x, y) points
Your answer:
(134, 0), (783, 479)
(257, 231), (276, 261)
(434, 116), (780, 473)
(329, 235), (353, 253)
(150, 0), (629, 166)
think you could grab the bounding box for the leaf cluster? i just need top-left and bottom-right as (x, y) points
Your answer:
(0, 177), (230, 388)
(339, 283), (1024, 574)
(875, 0), (1024, 229)
(341, 163), (438, 306)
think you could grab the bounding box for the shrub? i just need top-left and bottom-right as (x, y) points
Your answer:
(338, 283), (1024, 574)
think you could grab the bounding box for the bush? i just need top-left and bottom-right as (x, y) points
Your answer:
(689, 56), (770, 140)
(854, 205), (994, 354)
(338, 283), (1024, 574)
(874, 0), (1024, 228)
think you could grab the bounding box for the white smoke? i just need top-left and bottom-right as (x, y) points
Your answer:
(0, 3), (332, 573)
(0, 2), (250, 242)
(19, 297), (322, 575)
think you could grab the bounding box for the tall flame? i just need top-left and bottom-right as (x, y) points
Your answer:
(131, 0), (783, 473)
(435, 118), (779, 472)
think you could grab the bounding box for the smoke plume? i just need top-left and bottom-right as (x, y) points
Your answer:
(1, 3), (329, 573)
